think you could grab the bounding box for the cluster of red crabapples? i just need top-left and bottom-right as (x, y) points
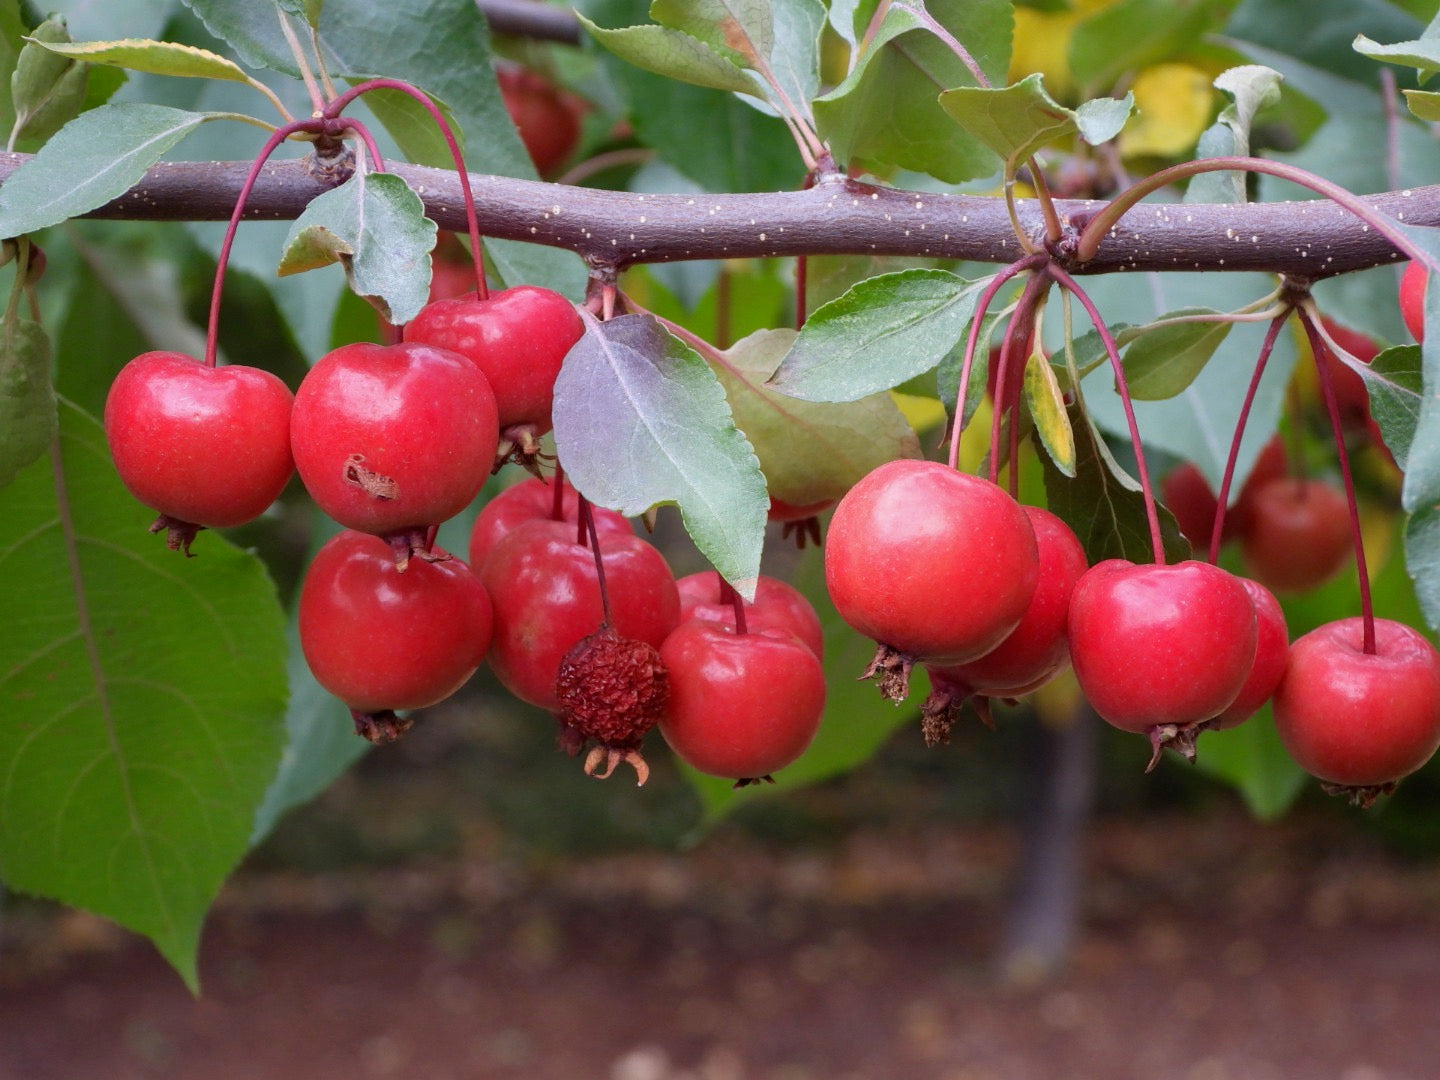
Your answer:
(824, 393), (1440, 807)
(101, 263), (827, 786)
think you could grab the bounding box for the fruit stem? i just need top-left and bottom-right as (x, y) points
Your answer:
(276, 7), (326, 115)
(204, 118), (326, 367)
(552, 463), (567, 522)
(948, 252), (1048, 471)
(988, 271), (1048, 486)
(716, 264), (732, 349)
(578, 498), (614, 627)
(1298, 308), (1376, 654)
(1208, 308), (1290, 564)
(1047, 263), (1166, 565)
(717, 574), (749, 636)
(325, 79), (490, 300)
(342, 118), (387, 174)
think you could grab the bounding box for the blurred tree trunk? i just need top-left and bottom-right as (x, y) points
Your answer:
(996, 705), (1098, 983)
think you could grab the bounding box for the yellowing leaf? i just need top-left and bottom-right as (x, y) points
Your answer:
(1120, 62), (1213, 158)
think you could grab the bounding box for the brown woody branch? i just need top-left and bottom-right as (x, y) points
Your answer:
(2, 151), (1436, 278)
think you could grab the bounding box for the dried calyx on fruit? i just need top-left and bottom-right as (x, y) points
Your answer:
(554, 626), (669, 785)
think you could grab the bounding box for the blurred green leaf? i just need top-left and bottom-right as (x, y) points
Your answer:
(10, 14), (88, 149)
(0, 314), (56, 488)
(0, 400), (288, 990)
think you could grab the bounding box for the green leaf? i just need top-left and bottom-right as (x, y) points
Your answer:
(0, 314), (56, 487)
(184, 0), (584, 297)
(938, 74), (1133, 166)
(769, 268), (984, 402)
(681, 545), (918, 827)
(1119, 308), (1233, 400)
(1404, 88), (1440, 120)
(813, 0), (1011, 182)
(277, 0), (325, 28)
(23, 36), (253, 84)
(1400, 229), (1440, 518)
(1025, 347), (1074, 476)
(579, 16), (760, 96)
(0, 102), (210, 238)
(1186, 65), (1284, 204)
(0, 400), (288, 990)
(277, 171), (437, 325)
(710, 327), (921, 506)
(552, 312), (768, 598)
(1354, 31), (1440, 83)
(1069, 0), (1230, 93)
(1354, 343), (1421, 470)
(1041, 401), (1189, 564)
(10, 15), (89, 150)
(0, 0), (25, 140)
(1193, 706), (1307, 819)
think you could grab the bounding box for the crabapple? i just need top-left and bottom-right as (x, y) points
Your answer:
(659, 620), (826, 783)
(1161, 462), (1219, 553)
(298, 530), (493, 743)
(480, 518), (679, 711)
(496, 64), (584, 176)
(933, 505), (1086, 694)
(103, 351), (294, 553)
(468, 476), (632, 571)
(1316, 316), (1378, 430)
(290, 341), (498, 548)
(1067, 559), (1257, 747)
(1238, 477), (1351, 594)
(1207, 577), (1289, 732)
(1274, 617), (1440, 795)
(1400, 260), (1427, 343)
(920, 506), (1086, 744)
(402, 285), (583, 452)
(676, 571), (824, 659)
(824, 459), (1039, 697)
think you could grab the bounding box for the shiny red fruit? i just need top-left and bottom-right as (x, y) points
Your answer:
(1238, 477), (1352, 594)
(298, 530), (493, 713)
(1209, 578), (1289, 731)
(497, 65), (583, 176)
(659, 621), (826, 781)
(480, 518), (680, 711)
(1401, 260), (1427, 343)
(1274, 617), (1440, 788)
(676, 571), (824, 659)
(468, 476), (632, 571)
(927, 505), (1087, 697)
(403, 286), (582, 436)
(825, 460), (1039, 663)
(291, 341), (498, 535)
(104, 351), (293, 531)
(1068, 559), (1257, 734)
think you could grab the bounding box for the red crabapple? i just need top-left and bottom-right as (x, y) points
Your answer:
(298, 530), (493, 744)
(1274, 617), (1440, 803)
(824, 459), (1039, 700)
(104, 351), (294, 554)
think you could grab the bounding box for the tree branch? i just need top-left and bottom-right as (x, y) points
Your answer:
(3, 151), (1435, 278)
